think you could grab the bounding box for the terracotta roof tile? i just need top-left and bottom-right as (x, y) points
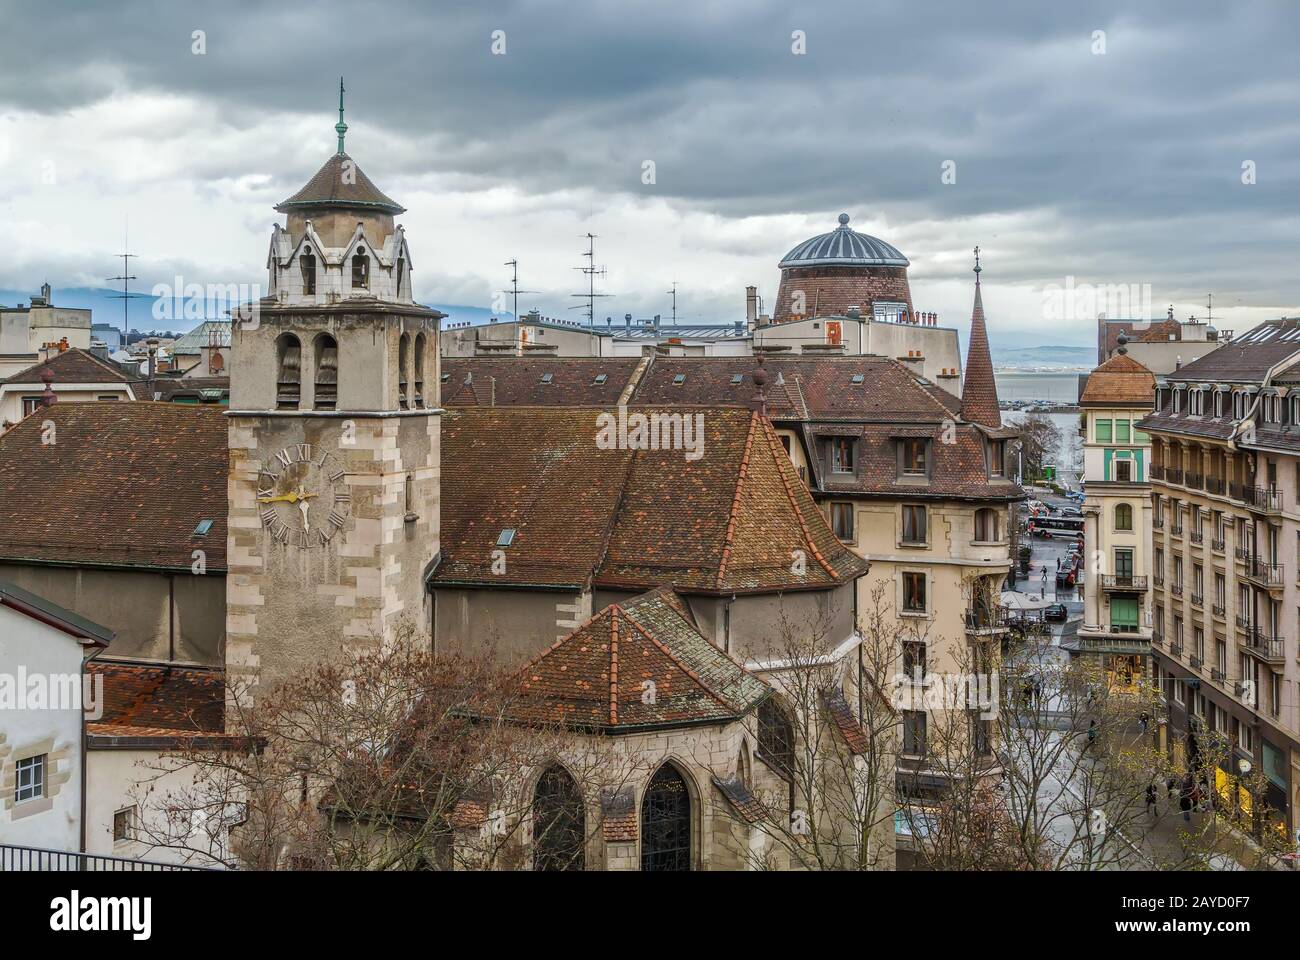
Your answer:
(600, 785), (637, 841)
(432, 406), (867, 593)
(0, 402), (228, 570)
(442, 358), (643, 406)
(1079, 353), (1155, 406)
(506, 587), (771, 732)
(4, 348), (135, 386)
(713, 774), (767, 824)
(87, 659), (225, 734)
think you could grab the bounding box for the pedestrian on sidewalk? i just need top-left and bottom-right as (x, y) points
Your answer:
(1139, 711), (1149, 734)
(1086, 719), (1097, 750)
(1180, 775), (1194, 822)
(1145, 783), (1158, 818)
(1166, 776), (1177, 801)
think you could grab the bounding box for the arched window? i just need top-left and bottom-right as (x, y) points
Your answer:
(398, 333), (410, 410)
(975, 508), (1000, 542)
(1115, 502), (1133, 531)
(532, 765), (585, 871)
(351, 246), (369, 289)
(395, 256), (406, 299)
(641, 764), (691, 872)
(300, 248), (317, 296)
(757, 699), (794, 775)
(736, 740), (752, 788)
(413, 333), (426, 408)
(275, 333), (301, 410)
(314, 334), (338, 410)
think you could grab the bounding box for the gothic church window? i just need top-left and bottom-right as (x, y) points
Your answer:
(532, 766), (585, 871)
(640, 764), (691, 872)
(300, 248), (317, 296)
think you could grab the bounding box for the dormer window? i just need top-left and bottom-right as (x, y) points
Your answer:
(901, 438), (928, 476)
(300, 248), (317, 296)
(352, 247), (369, 289)
(988, 439), (1005, 477)
(830, 437), (856, 473)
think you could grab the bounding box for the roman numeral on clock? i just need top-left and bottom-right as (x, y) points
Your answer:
(328, 510), (347, 530)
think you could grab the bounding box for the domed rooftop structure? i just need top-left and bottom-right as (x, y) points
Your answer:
(778, 213), (909, 269)
(771, 213), (913, 324)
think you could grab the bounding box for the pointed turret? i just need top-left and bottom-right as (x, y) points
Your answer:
(960, 247), (1001, 428)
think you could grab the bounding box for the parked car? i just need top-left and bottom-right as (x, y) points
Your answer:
(1045, 603), (1068, 622)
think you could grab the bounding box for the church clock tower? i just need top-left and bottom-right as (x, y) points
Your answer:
(226, 82), (443, 696)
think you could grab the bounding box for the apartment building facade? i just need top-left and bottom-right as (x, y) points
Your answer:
(1140, 318), (1300, 842)
(1072, 352), (1155, 690)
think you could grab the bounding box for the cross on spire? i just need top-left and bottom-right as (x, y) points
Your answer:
(335, 77), (348, 155)
(973, 245), (981, 275)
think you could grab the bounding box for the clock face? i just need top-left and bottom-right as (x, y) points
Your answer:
(257, 443), (351, 547)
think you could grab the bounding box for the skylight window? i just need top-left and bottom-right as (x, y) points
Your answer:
(540, 373), (553, 384)
(851, 373), (865, 384)
(496, 529), (516, 547)
(673, 374), (686, 385)
(594, 374), (608, 385)
(441, 372), (450, 382)
(194, 519), (214, 536)
(730, 374), (744, 384)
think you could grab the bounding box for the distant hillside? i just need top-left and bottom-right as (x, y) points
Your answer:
(991, 343), (1094, 370)
(1, 287), (505, 335)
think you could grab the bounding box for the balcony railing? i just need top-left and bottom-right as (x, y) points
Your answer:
(1186, 471), (1203, 490)
(1167, 468), (1184, 485)
(1242, 631), (1285, 665)
(1234, 544), (1253, 561)
(1171, 523), (1184, 536)
(1101, 574), (1148, 591)
(1235, 613), (1253, 631)
(1189, 654), (1203, 669)
(1153, 573), (1165, 587)
(1190, 592), (1204, 606)
(1152, 514), (1165, 530)
(1212, 603), (1226, 619)
(1244, 487), (1283, 514)
(1169, 642), (1184, 658)
(1205, 478), (1225, 496)
(1150, 465), (1166, 481)
(0, 843), (214, 872)
(1242, 558), (1285, 589)
(1170, 582), (1184, 597)
(1151, 629), (1164, 648)
(1210, 537), (1225, 552)
(1210, 667), (1226, 683)
(964, 606), (1010, 632)
(1190, 530), (1203, 544)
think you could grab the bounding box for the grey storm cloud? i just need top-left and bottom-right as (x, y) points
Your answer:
(1, 0), (1298, 329)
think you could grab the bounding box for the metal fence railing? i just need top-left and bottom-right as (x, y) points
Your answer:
(0, 843), (215, 872)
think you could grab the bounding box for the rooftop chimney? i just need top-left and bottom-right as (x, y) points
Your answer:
(745, 286), (758, 328)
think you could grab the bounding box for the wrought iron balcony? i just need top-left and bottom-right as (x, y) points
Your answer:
(1212, 603), (1226, 619)
(1152, 514), (1165, 529)
(1190, 530), (1203, 544)
(1150, 465), (1166, 481)
(1101, 574), (1148, 591)
(1150, 629), (1164, 648)
(1244, 486), (1283, 514)
(1210, 537), (1225, 552)
(1169, 642), (1184, 658)
(1210, 667), (1225, 683)
(1242, 631), (1285, 665)
(1190, 591), (1204, 606)
(1228, 482), (1245, 502)
(1170, 582), (1183, 597)
(1167, 468), (1184, 485)
(1153, 573), (1165, 587)
(1235, 613), (1253, 631)
(1205, 478), (1225, 496)
(1242, 558), (1285, 590)
(1189, 654), (1203, 669)
(1185, 471), (1203, 490)
(1171, 523), (1184, 536)
(1234, 544), (1252, 561)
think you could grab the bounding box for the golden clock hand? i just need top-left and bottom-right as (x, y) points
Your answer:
(257, 492), (297, 504)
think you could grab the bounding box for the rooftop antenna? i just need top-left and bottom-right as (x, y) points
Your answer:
(667, 282), (678, 324)
(569, 233), (611, 328)
(501, 259), (538, 322)
(1205, 293), (1213, 325)
(106, 219), (146, 349)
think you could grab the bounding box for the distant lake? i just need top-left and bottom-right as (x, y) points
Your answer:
(994, 371), (1083, 404)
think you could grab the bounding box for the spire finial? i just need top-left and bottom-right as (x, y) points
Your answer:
(335, 77), (348, 155)
(973, 245), (981, 276)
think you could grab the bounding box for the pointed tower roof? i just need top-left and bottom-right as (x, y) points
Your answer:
(960, 247), (1001, 428)
(275, 82), (405, 215)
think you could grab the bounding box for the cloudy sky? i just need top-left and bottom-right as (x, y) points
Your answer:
(1, 0), (1297, 347)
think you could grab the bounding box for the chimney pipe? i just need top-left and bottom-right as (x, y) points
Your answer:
(745, 286), (758, 328)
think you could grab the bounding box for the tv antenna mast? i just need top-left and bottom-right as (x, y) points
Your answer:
(106, 223), (147, 350)
(501, 259), (538, 321)
(569, 233), (611, 328)
(667, 282), (678, 324)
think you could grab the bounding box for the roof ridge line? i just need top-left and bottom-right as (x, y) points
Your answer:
(608, 605), (620, 726)
(716, 412), (759, 588)
(760, 416), (838, 579)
